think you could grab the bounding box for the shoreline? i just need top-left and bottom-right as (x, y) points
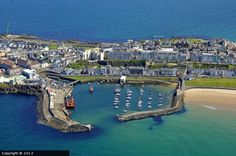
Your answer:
(184, 88), (236, 108)
(0, 33), (222, 45)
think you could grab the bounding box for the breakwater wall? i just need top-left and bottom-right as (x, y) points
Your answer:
(117, 87), (184, 122)
(0, 85), (91, 133)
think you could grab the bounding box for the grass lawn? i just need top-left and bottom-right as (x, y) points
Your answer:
(66, 75), (118, 83)
(49, 43), (58, 50)
(185, 78), (236, 88)
(0, 83), (9, 88)
(126, 76), (177, 82)
(66, 75), (177, 83)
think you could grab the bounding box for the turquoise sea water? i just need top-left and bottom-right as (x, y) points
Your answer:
(1, 84), (236, 156)
(0, 0), (236, 41)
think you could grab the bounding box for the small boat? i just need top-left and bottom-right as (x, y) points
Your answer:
(158, 93), (162, 97)
(123, 109), (128, 113)
(125, 106), (130, 109)
(158, 104), (163, 107)
(125, 103), (130, 107)
(148, 97), (153, 101)
(114, 105), (119, 109)
(126, 96), (132, 100)
(125, 99), (130, 103)
(127, 90), (133, 94)
(126, 93), (132, 96)
(114, 97), (120, 101)
(114, 88), (121, 93)
(138, 100), (143, 105)
(147, 101), (152, 105)
(137, 101), (143, 110)
(89, 85), (94, 93)
(115, 93), (121, 96)
(148, 105), (152, 109)
(114, 100), (120, 103)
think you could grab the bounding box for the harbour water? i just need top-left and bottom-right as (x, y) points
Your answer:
(1, 84), (236, 156)
(0, 0), (236, 41)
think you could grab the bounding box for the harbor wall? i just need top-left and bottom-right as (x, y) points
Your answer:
(117, 85), (184, 121)
(0, 85), (91, 133)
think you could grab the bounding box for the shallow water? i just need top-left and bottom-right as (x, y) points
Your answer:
(1, 84), (236, 156)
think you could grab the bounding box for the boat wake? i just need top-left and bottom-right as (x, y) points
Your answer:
(202, 105), (216, 110)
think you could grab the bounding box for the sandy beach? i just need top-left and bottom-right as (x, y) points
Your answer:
(184, 88), (236, 111)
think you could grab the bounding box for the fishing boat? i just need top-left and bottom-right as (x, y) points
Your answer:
(65, 95), (75, 109)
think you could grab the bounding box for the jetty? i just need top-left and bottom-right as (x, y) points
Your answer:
(0, 85), (92, 133)
(117, 84), (184, 122)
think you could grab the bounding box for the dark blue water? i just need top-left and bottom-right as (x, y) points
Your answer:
(0, 0), (236, 41)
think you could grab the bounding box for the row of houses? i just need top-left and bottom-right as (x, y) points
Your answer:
(107, 48), (188, 63)
(59, 66), (180, 77)
(0, 58), (45, 75)
(188, 68), (236, 77)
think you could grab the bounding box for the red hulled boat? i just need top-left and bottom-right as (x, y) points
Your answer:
(65, 95), (75, 109)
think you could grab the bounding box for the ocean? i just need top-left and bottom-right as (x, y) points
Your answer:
(1, 84), (236, 156)
(0, 0), (236, 42)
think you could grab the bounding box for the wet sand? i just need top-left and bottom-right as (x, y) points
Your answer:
(184, 89), (236, 111)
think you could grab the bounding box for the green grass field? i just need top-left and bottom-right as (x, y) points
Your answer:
(66, 75), (118, 83)
(49, 43), (58, 50)
(0, 83), (9, 88)
(66, 75), (177, 83)
(185, 78), (236, 88)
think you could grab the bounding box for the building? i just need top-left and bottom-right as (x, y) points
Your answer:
(17, 59), (29, 68)
(17, 59), (41, 69)
(22, 69), (36, 79)
(0, 59), (16, 69)
(6, 67), (21, 76)
(128, 67), (144, 75)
